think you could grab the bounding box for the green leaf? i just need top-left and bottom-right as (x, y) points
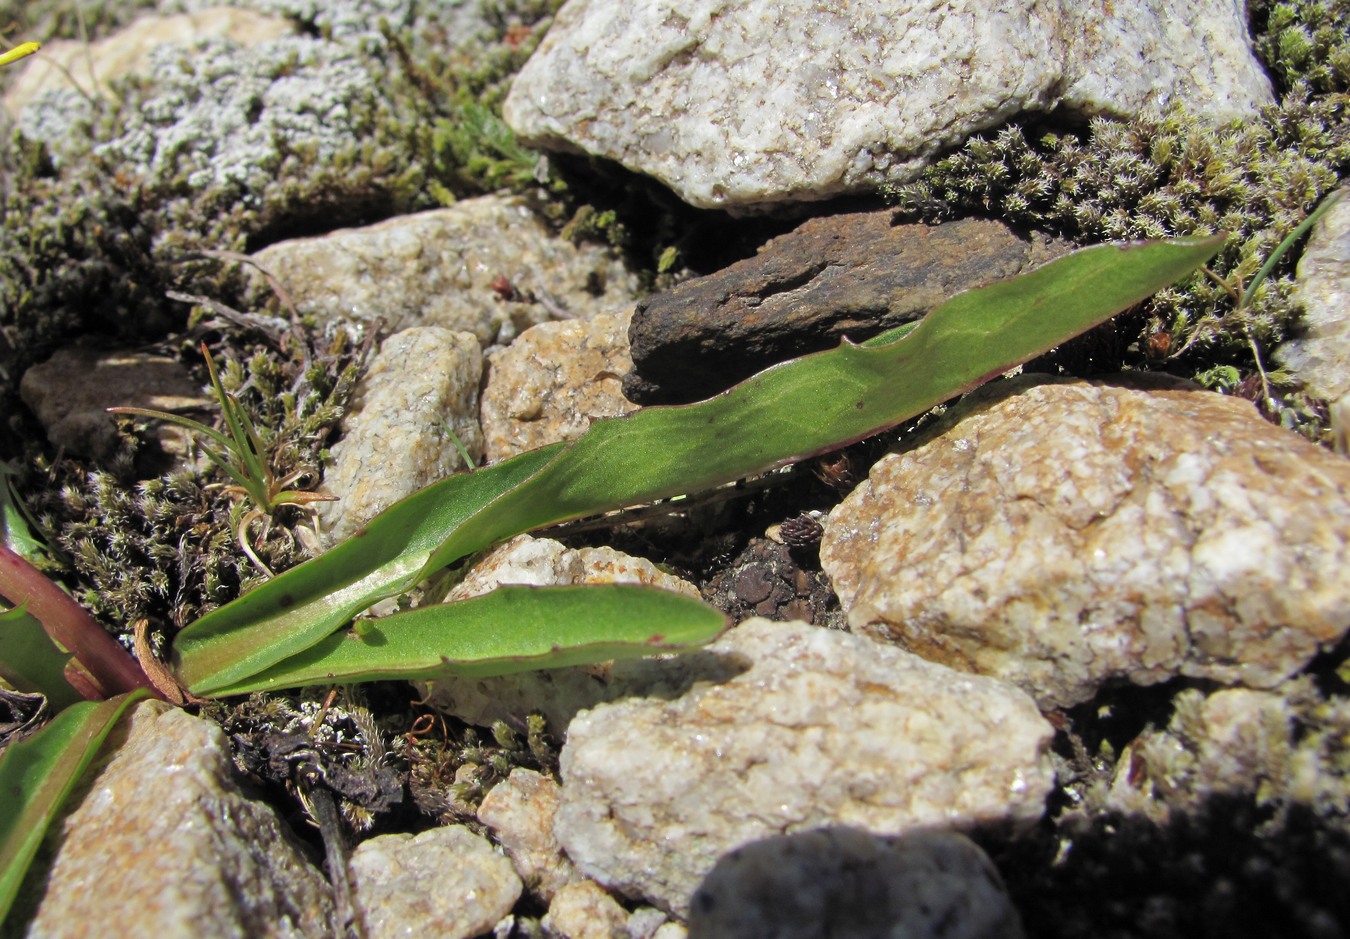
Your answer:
(0, 690), (151, 924)
(196, 584), (729, 695)
(0, 462), (45, 564)
(0, 605), (81, 711)
(173, 235), (1223, 695)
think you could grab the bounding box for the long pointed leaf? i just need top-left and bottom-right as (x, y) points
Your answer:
(0, 689), (150, 923)
(197, 584), (728, 695)
(174, 235), (1223, 694)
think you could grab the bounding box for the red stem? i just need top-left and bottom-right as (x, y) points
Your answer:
(0, 543), (158, 698)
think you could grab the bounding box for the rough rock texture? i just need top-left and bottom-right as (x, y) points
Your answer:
(480, 307), (637, 462)
(624, 213), (1069, 404)
(347, 826), (522, 939)
(21, 702), (333, 937)
(249, 199), (637, 346)
(554, 618), (1055, 915)
(477, 768), (580, 902)
(542, 880), (632, 939)
(426, 533), (704, 730)
(505, 0), (1273, 210)
(4, 10), (296, 116)
(686, 828), (1024, 939)
(318, 327), (482, 545)
(1276, 184), (1350, 404)
(20, 346), (211, 459)
(822, 375), (1350, 709)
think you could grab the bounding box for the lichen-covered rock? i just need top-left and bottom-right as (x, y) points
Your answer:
(250, 200), (636, 347)
(554, 618), (1055, 915)
(20, 702), (333, 937)
(480, 307), (637, 462)
(821, 375), (1350, 709)
(1276, 184), (1350, 405)
(505, 0), (1272, 210)
(20, 346), (211, 459)
(623, 213), (1070, 404)
(3, 9), (297, 116)
(318, 327), (482, 545)
(348, 826), (522, 939)
(424, 533), (703, 730)
(686, 828), (1024, 939)
(477, 768), (580, 902)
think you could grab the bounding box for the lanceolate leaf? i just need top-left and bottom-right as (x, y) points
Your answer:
(196, 585), (730, 696)
(0, 689), (151, 923)
(173, 235), (1223, 695)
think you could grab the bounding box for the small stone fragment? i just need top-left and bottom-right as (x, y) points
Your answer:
(822, 375), (1350, 709)
(20, 702), (333, 937)
(477, 768), (580, 902)
(505, 0), (1271, 210)
(554, 618), (1054, 914)
(348, 826), (522, 939)
(481, 308), (637, 462)
(542, 880), (631, 939)
(249, 198), (636, 346)
(686, 827), (1024, 939)
(318, 327), (483, 545)
(20, 346), (212, 460)
(623, 214), (1069, 403)
(1275, 183), (1350, 403)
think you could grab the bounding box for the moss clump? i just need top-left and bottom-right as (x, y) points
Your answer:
(28, 325), (366, 637)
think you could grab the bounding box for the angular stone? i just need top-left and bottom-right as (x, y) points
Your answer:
(318, 327), (483, 545)
(21, 702), (333, 937)
(542, 880), (631, 939)
(481, 308), (637, 462)
(249, 198), (636, 346)
(505, 0), (1272, 210)
(1276, 184), (1350, 403)
(477, 769), (580, 902)
(687, 828), (1024, 939)
(821, 375), (1350, 709)
(4, 9), (297, 117)
(623, 213), (1070, 404)
(554, 618), (1054, 915)
(20, 346), (212, 460)
(348, 826), (522, 939)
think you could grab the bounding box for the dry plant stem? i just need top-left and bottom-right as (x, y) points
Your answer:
(0, 544), (158, 699)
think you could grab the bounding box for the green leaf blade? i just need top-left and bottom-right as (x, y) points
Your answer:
(173, 235), (1223, 695)
(0, 690), (151, 924)
(0, 606), (81, 711)
(193, 585), (728, 696)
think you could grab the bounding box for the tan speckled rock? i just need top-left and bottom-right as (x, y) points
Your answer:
(248, 197), (636, 345)
(480, 308), (637, 462)
(425, 533), (703, 730)
(20, 346), (212, 460)
(318, 327), (482, 545)
(554, 618), (1055, 915)
(20, 702), (333, 937)
(477, 769), (580, 902)
(821, 375), (1350, 709)
(1276, 183), (1350, 403)
(348, 826), (521, 939)
(542, 880), (631, 939)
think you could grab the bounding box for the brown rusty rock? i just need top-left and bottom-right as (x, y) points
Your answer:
(623, 212), (1069, 404)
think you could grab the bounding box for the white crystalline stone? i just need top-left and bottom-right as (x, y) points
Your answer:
(1276, 183), (1350, 402)
(822, 376), (1350, 709)
(505, 0), (1272, 210)
(553, 618), (1055, 915)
